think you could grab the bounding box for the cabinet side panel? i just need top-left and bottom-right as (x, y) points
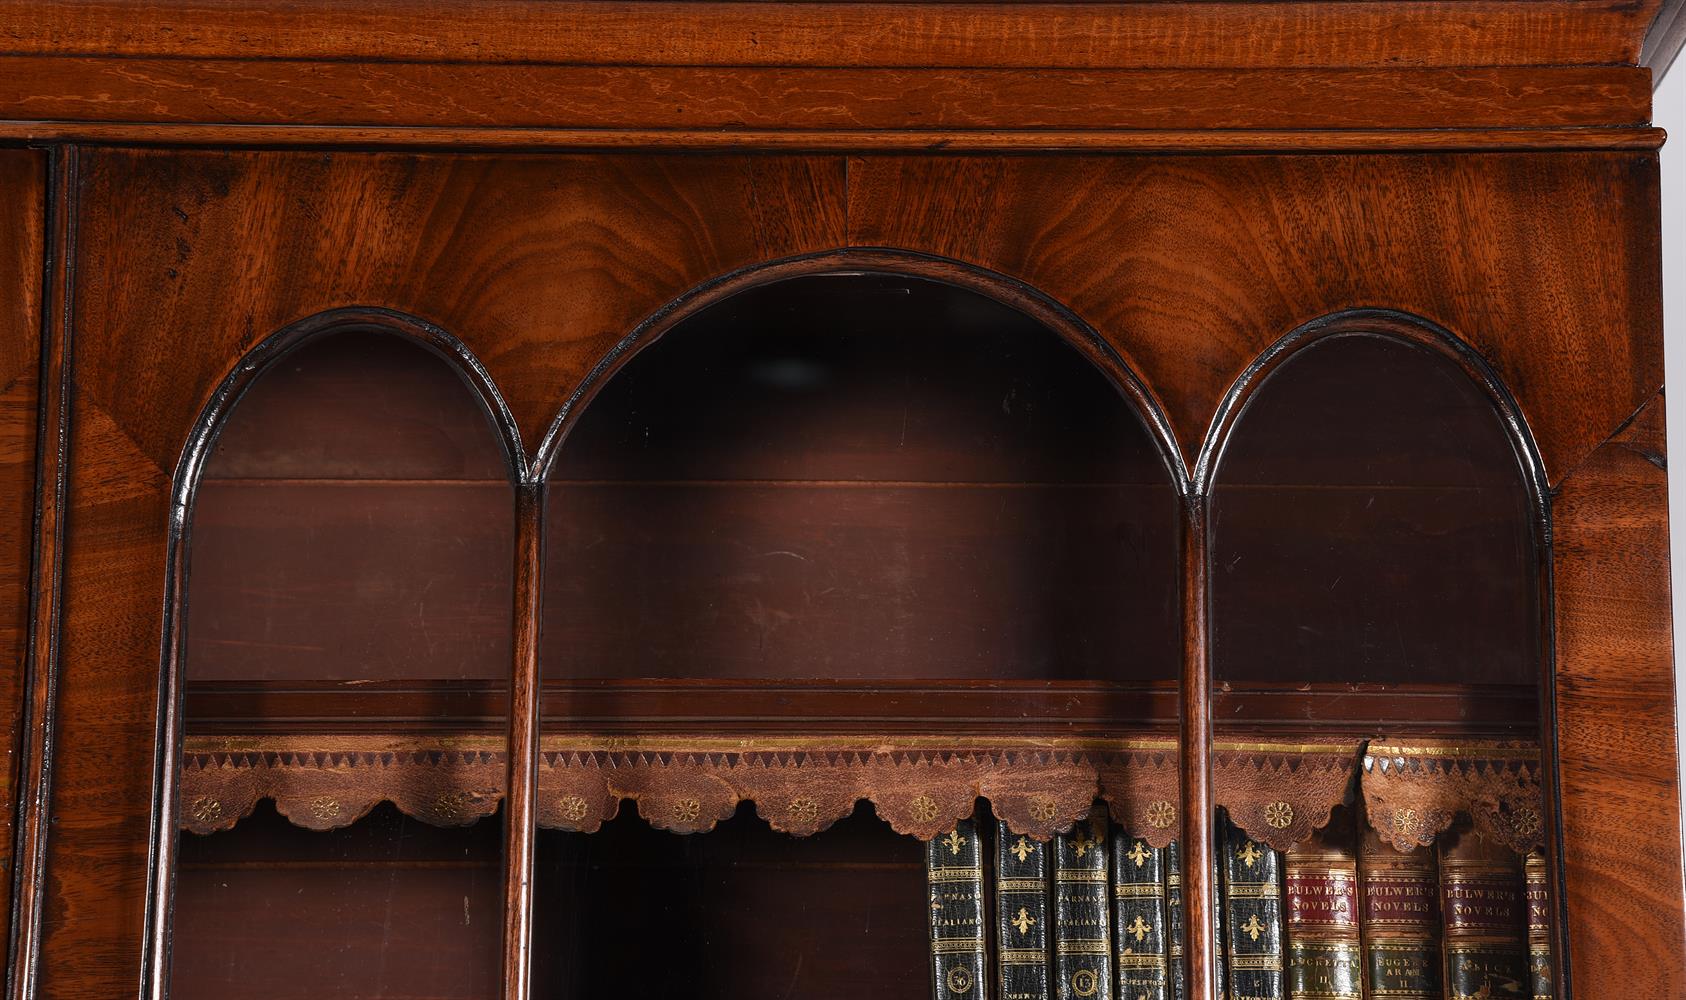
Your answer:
(1552, 395), (1686, 999)
(0, 147), (45, 970)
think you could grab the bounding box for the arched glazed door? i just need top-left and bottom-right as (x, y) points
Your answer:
(1207, 320), (1548, 1000)
(533, 270), (1182, 997)
(171, 327), (518, 999)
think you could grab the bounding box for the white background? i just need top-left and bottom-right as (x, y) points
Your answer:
(1662, 70), (1686, 856)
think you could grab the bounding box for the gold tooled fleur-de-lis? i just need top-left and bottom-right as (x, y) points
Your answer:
(1012, 907), (1036, 935)
(1241, 914), (1265, 941)
(1126, 915), (1152, 942)
(943, 828), (966, 855)
(1070, 825), (1094, 859)
(1236, 841), (1262, 868)
(1126, 840), (1150, 867)
(1011, 836), (1035, 863)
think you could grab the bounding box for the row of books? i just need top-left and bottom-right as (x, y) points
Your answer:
(926, 806), (1551, 1000)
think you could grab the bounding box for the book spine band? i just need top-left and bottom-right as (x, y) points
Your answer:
(930, 818), (990, 1000)
(1112, 830), (1169, 1000)
(997, 820), (1053, 1000)
(1222, 817), (1284, 1000)
(1165, 840), (1186, 1000)
(1525, 852), (1554, 1000)
(1359, 826), (1442, 1000)
(1054, 809), (1114, 1000)
(1439, 829), (1529, 1000)
(1285, 815), (1362, 1000)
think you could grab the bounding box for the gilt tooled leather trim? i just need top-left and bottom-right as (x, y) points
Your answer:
(179, 735), (1542, 853)
(1360, 743), (1545, 855)
(181, 734), (1175, 841)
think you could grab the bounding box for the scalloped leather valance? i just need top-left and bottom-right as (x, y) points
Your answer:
(180, 736), (1541, 854)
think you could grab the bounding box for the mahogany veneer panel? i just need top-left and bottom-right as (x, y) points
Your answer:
(1551, 396), (1686, 999)
(0, 148), (44, 972)
(848, 153), (1661, 483)
(71, 150), (847, 457)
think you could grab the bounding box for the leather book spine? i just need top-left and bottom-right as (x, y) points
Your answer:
(1112, 829), (1169, 1000)
(1221, 817), (1284, 1000)
(1438, 825), (1528, 1000)
(1524, 852), (1554, 1000)
(1358, 825), (1442, 1000)
(997, 820), (1054, 1000)
(1165, 840), (1186, 1000)
(1284, 811), (1362, 1000)
(1053, 808), (1114, 1000)
(930, 818), (990, 1000)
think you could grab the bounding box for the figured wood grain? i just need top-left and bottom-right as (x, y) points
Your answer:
(0, 60), (1649, 133)
(847, 152), (1662, 485)
(42, 140), (1679, 1000)
(0, 148), (43, 994)
(0, 1), (1655, 69)
(1551, 394), (1686, 1000)
(71, 150), (846, 457)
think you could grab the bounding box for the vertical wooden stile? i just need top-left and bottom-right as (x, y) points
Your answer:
(1180, 499), (1216, 1000)
(502, 480), (544, 1000)
(10, 146), (73, 1000)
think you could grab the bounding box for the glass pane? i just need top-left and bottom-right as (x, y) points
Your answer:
(172, 331), (514, 999)
(543, 273), (1178, 683)
(534, 272), (1179, 999)
(1211, 332), (1539, 690)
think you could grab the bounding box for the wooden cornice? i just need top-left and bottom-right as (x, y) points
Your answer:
(0, 1), (1671, 147)
(0, 2), (1661, 70)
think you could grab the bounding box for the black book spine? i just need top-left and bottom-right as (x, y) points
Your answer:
(1054, 809), (1114, 1000)
(1165, 841), (1186, 1000)
(997, 821), (1053, 1000)
(1112, 831), (1169, 1000)
(930, 818), (990, 1000)
(1221, 818), (1284, 1000)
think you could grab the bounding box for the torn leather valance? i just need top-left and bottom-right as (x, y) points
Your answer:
(1360, 742), (1545, 855)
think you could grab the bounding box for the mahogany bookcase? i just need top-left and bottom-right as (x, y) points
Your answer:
(0, 3), (1683, 1000)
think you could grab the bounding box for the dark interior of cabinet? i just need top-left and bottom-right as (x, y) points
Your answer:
(543, 273), (1179, 685)
(1210, 333), (1540, 692)
(532, 805), (929, 1000)
(174, 803), (927, 1000)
